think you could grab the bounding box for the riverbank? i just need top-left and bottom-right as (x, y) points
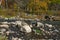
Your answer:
(0, 15), (60, 22)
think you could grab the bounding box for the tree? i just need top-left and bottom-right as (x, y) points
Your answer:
(26, 0), (48, 15)
(50, 0), (60, 4)
(48, 0), (60, 10)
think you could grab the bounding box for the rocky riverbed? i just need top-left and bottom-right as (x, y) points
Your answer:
(0, 19), (60, 40)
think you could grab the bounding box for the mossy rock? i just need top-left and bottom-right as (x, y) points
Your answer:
(0, 35), (8, 40)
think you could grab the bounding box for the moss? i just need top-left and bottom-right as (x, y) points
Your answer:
(0, 35), (8, 40)
(34, 29), (42, 34)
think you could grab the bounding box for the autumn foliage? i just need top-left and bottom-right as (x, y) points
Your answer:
(0, 0), (60, 17)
